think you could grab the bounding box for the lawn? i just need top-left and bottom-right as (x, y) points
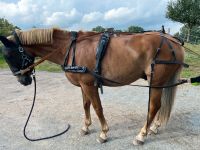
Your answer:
(182, 43), (200, 78)
(0, 43), (199, 78)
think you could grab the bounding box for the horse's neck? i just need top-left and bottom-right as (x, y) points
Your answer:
(26, 30), (71, 65)
(25, 30), (98, 65)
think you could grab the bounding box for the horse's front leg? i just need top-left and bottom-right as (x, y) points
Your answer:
(81, 84), (109, 143)
(80, 88), (92, 135)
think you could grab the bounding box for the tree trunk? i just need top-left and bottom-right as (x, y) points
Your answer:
(186, 27), (191, 42)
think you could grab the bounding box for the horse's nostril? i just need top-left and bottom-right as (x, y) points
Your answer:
(18, 75), (32, 86)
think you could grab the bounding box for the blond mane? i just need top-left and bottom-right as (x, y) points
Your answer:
(15, 28), (54, 45)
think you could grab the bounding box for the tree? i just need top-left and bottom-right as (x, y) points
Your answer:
(127, 26), (144, 33)
(92, 26), (105, 32)
(0, 18), (20, 36)
(179, 25), (200, 44)
(166, 0), (200, 42)
(0, 18), (20, 53)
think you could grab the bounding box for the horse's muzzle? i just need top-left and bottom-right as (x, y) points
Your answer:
(17, 75), (32, 86)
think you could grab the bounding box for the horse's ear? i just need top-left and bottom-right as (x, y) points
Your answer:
(0, 36), (15, 47)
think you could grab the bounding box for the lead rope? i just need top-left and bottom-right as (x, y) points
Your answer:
(23, 69), (70, 141)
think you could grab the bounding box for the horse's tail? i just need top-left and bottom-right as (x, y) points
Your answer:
(157, 68), (182, 125)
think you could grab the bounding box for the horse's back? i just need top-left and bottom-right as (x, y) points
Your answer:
(66, 32), (184, 87)
(101, 33), (184, 86)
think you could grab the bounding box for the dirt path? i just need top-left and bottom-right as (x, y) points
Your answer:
(0, 70), (199, 150)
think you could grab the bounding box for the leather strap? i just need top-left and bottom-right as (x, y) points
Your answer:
(62, 31), (78, 69)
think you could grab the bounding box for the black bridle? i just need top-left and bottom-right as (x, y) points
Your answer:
(11, 31), (35, 76)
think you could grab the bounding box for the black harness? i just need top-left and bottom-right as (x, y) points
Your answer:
(62, 31), (189, 92)
(62, 31), (111, 93)
(94, 32), (110, 93)
(62, 31), (87, 73)
(61, 31), (191, 134)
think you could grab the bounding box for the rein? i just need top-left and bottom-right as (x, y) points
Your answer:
(23, 70), (70, 141)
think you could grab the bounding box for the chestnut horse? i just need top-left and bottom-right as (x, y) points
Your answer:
(0, 28), (184, 145)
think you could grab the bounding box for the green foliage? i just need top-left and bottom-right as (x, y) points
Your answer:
(92, 25), (144, 33)
(115, 29), (122, 32)
(127, 26), (144, 33)
(0, 47), (8, 68)
(0, 18), (20, 36)
(179, 25), (200, 44)
(92, 26), (105, 32)
(0, 43), (2, 53)
(166, 0), (200, 28)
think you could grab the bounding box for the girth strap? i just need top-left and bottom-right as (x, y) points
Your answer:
(94, 32), (110, 93)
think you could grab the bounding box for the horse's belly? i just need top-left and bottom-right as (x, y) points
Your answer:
(102, 63), (144, 86)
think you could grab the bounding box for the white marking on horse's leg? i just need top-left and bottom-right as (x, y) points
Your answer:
(97, 132), (108, 143)
(80, 118), (91, 136)
(100, 131), (107, 140)
(82, 126), (89, 132)
(149, 120), (161, 135)
(80, 126), (90, 136)
(133, 127), (146, 145)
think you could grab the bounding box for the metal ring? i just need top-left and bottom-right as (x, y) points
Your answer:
(19, 47), (24, 53)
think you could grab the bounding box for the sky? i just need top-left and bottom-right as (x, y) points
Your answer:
(0, 0), (183, 34)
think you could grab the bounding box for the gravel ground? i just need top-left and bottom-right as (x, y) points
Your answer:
(0, 70), (199, 150)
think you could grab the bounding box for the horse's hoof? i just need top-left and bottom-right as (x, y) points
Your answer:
(97, 137), (107, 144)
(133, 139), (144, 146)
(80, 129), (89, 136)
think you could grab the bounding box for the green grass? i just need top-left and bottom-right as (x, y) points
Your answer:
(181, 43), (200, 78)
(0, 53), (8, 68)
(34, 60), (62, 72)
(0, 43), (199, 78)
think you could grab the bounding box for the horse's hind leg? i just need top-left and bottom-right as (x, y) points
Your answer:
(80, 88), (92, 135)
(81, 84), (109, 143)
(148, 111), (161, 135)
(133, 88), (162, 145)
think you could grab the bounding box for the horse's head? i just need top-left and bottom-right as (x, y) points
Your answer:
(0, 35), (35, 86)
